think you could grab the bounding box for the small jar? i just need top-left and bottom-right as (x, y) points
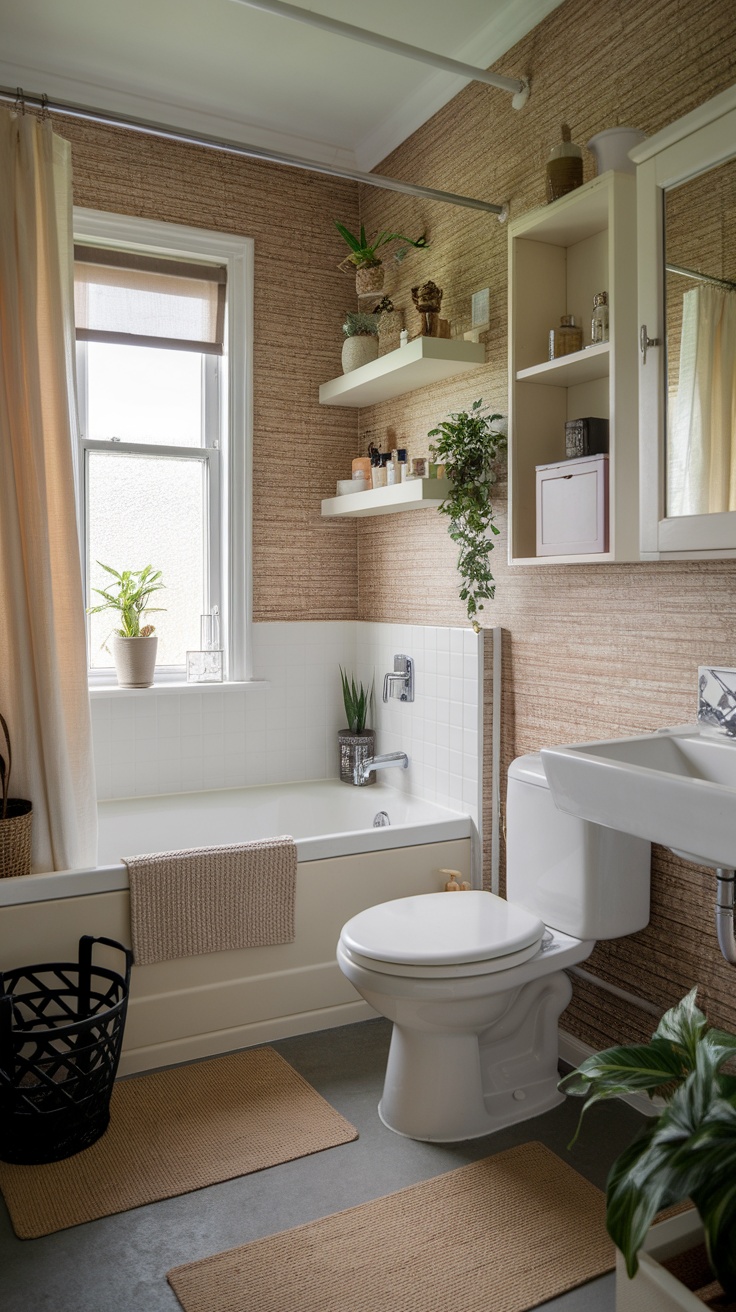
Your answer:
(556, 314), (583, 356)
(591, 291), (609, 344)
(352, 456), (372, 484)
(370, 451), (385, 489)
(412, 457), (428, 478)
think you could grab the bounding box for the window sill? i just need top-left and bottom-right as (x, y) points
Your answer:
(88, 680), (269, 699)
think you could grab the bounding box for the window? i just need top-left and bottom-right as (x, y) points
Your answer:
(72, 212), (253, 683)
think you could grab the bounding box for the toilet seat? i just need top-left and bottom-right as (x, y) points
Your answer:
(339, 891), (545, 979)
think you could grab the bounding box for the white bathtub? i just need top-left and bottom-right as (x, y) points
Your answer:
(0, 781), (473, 1074)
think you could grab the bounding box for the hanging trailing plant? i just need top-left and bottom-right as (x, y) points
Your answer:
(428, 400), (507, 631)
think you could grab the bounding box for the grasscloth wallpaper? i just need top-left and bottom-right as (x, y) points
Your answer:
(59, 0), (736, 1052)
(357, 0), (736, 1050)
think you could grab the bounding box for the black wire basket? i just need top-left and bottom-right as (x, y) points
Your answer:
(0, 935), (133, 1165)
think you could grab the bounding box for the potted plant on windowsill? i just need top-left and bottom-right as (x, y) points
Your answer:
(87, 563), (165, 689)
(0, 713), (32, 879)
(338, 669), (375, 786)
(335, 222), (428, 298)
(560, 989), (736, 1311)
(428, 400), (508, 632)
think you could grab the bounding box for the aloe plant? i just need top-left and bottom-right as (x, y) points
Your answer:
(560, 989), (736, 1298)
(86, 563), (165, 638)
(428, 400), (507, 630)
(335, 221), (428, 271)
(339, 668), (373, 734)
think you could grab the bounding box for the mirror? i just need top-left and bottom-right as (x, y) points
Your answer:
(664, 158), (736, 518)
(634, 83), (736, 558)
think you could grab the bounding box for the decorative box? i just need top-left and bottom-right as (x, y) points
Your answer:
(564, 416), (609, 460)
(536, 454), (609, 556)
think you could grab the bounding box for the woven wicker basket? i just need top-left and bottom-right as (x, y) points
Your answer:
(0, 800), (32, 878)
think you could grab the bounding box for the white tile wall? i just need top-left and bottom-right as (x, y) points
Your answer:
(90, 621), (483, 822)
(355, 623), (483, 826)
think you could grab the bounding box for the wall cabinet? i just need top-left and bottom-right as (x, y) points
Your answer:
(507, 171), (640, 564)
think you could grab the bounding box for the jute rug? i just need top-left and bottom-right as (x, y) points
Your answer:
(0, 1047), (358, 1239)
(167, 1141), (615, 1312)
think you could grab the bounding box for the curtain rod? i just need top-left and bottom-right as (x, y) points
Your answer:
(667, 262), (736, 292)
(0, 86), (508, 218)
(229, 0), (531, 108)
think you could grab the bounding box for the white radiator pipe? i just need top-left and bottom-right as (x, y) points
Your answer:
(230, 0), (531, 106)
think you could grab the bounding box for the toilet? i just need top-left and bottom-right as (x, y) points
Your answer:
(337, 752), (651, 1142)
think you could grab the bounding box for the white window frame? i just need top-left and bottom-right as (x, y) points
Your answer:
(73, 209), (254, 684)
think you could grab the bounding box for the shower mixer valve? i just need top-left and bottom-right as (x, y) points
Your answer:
(383, 654), (414, 703)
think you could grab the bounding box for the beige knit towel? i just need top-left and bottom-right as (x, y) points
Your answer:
(124, 837), (297, 966)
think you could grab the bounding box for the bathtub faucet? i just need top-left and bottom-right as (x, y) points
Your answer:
(354, 752), (409, 786)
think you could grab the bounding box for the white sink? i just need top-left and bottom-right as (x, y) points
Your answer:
(541, 725), (736, 869)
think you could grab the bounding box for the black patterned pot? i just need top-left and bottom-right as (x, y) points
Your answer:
(337, 729), (375, 786)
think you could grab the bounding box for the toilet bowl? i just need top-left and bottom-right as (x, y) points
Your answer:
(337, 752), (651, 1142)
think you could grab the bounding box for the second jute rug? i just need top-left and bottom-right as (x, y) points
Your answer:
(168, 1140), (616, 1312)
(0, 1047), (358, 1238)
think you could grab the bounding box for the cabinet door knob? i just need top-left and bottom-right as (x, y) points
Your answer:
(640, 324), (661, 364)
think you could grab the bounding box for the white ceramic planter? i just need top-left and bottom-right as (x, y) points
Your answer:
(616, 1211), (707, 1312)
(341, 335), (378, 373)
(111, 634), (158, 688)
(587, 127), (647, 175)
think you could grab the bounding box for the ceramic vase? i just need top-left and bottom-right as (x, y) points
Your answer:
(587, 127), (646, 175)
(111, 634), (158, 688)
(341, 335), (379, 374)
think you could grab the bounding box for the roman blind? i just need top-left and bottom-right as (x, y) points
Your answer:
(74, 245), (226, 354)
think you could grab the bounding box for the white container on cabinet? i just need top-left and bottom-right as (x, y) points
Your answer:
(536, 454), (609, 555)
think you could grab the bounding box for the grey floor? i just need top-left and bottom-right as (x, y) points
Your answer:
(0, 1018), (646, 1312)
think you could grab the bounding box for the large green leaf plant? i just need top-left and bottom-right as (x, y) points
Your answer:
(560, 989), (736, 1299)
(428, 400), (507, 631)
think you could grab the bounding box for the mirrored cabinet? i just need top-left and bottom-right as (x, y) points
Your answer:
(633, 83), (736, 558)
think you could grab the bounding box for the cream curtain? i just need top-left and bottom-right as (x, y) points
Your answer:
(668, 284), (736, 516)
(0, 111), (97, 872)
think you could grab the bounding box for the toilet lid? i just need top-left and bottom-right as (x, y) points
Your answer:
(339, 891), (544, 968)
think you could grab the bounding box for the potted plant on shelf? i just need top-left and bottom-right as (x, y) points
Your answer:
(87, 563), (166, 689)
(560, 988), (736, 1311)
(338, 668), (375, 786)
(428, 400), (508, 631)
(0, 713), (32, 879)
(342, 311), (380, 374)
(335, 221), (428, 298)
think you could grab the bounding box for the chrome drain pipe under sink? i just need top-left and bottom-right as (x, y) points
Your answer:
(716, 868), (736, 965)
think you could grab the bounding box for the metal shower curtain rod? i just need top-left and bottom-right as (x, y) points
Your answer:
(229, 0), (531, 108)
(667, 262), (736, 292)
(0, 86), (507, 216)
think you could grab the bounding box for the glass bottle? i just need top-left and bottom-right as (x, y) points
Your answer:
(556, 314), (583, 356)
(546, 124), (583, 203)
(591, 291), (609, 344)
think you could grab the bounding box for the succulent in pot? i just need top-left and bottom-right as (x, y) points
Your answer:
(86, 563), (165, 688)
(335, 222), (428, 298)
(560, 988), (736, 1309)
(341, 311), (380, 374)
(337, 668), (375, 785)
(0, 713), (32, 878)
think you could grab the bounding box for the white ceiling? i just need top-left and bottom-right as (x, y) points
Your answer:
(0, 0), (564, 171)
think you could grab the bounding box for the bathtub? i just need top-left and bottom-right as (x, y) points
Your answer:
(0, 781), (473, 1075)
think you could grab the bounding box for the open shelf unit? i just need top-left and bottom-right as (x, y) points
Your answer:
(321, 479), (451, 519)
(318, 337), (485, 408)
(508, 170), (639, 564)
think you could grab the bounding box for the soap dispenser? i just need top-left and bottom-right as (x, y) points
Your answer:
(546, 124), (583, 203)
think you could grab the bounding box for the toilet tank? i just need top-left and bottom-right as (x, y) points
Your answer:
(506, 753), (650, 939)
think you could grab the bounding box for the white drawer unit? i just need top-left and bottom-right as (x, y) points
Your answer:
(536, 454), (609, 556)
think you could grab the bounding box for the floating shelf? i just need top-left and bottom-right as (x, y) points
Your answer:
(321, 479), (451, 518)
(516, 342), (610, 386)
(318, 338), (485, 408)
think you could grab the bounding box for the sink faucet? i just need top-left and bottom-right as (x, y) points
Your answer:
(354, 751), (409, 786)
